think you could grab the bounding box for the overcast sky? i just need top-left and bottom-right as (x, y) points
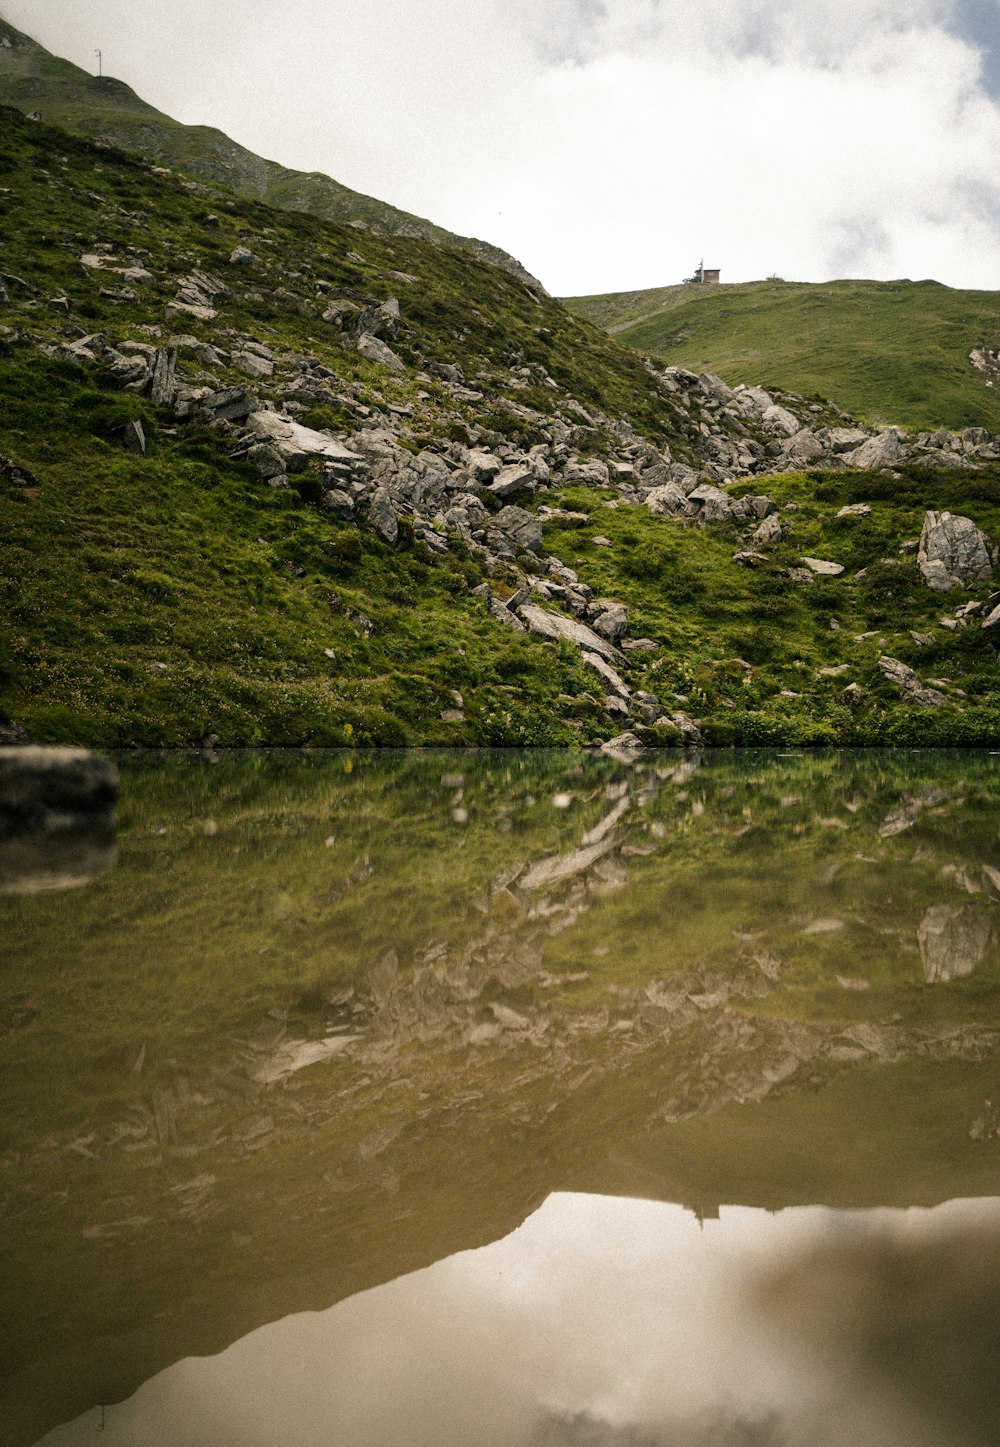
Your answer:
(5, 0), (1000, 295)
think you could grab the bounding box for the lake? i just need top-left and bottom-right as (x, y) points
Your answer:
(3, 748), (1000, 1447)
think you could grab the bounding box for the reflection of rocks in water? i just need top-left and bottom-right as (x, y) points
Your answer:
(918, 904), (995, 982)
(0, 746), (118, 893)
(0, 830), (117, 894)
(878, 786), (948, 838)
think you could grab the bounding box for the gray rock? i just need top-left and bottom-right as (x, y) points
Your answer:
(322, 298), (362, 326)
(199, 387), (259, 423)
(232, 349), (274, 379)
(489, 505), (543, 556)
(844, 429), (903, 469)
(877, 655), (948, 708)
(782, 428), (826, 463)
(600, 732), (645, 758)
(564, 459), (610, 486)
(918, 510), (993, 591)
(581, 650), (630, 701)
(229, 245), (257, 266)
(148, 347), (178, 408)
(837, 503), (872, 518)
(801, 556), (844, 576)
(115, 419), (146, 455)
(752, 514), (783, 546)
(366, 487), (399, 545)
(355, 332), (405, 370)
(471, 584), (526, 633)
(761, 404), (801, 437)
(827, 427), (870, 453)
(245, 443), (286, 480)
(686, 483), (741, 524)
(489, 463), (534, 500)
(590, 601), (629, 644)
(247, 411), (362, 467)
(518, 605), (620, 662)
(644, 481), (688, 516)
(918, 904), (994, 983)
(322, 489), (355, 520)
(467, 450), (502, 483)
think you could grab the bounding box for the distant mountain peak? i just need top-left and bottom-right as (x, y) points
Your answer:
(0, 10), (546, 292)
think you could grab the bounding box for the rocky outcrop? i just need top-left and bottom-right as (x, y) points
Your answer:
(918, 511), (994, 592)
(877, 656), (949, 709)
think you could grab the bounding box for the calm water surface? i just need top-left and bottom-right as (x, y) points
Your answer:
(3, 749), (1000, 1447)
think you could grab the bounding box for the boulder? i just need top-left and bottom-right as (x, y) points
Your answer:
(827, 427), (869, 453)
(801, 556), (844, 576)
(471, 584), (526, 633)
(761, 404), (801, 437)
(488, 505), (543, 556)
(581, 651), (631, 701)
(918, 510), (993, 592)
(467, 450), (502, 483)
(752, 514), (783, 546)
(644, 482), (687, 517)
(489, 463), (534, 500)
(782, 429), (826, 463)
(590, 603), (629, 645)
(877, 655), (948, 708)
(686, 483), (742, 524)
(366, 487), (398, 545)
(247, 411), (362, 468)
(518, 605), (620, 662)
(148, 346), (178, 408)
(844, 429), (903, 469)
(355, 332), (405, 370)
(564, 459), (610, 486)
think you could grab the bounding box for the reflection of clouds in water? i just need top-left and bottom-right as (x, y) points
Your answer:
(38, 1194), (1000, 1447)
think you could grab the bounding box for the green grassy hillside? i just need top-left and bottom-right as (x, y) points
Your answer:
(0, 13), (541, 287)
(2, 105), (1000, 749)
(563, 278), (1000, 432)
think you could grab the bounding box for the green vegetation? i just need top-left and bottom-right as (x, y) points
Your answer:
(564, 277), (1000, 432)
(539, 468), (1000, 747)
(0, 104), (998, 747)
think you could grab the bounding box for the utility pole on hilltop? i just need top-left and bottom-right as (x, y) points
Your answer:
(95, 49), (102, 78)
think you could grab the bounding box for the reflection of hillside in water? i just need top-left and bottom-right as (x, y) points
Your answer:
(4, 749), (1000, 1446)
(38, 1195), (1000, 1447)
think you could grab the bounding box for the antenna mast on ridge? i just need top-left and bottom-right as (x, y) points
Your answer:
(95, 49), (102, 78)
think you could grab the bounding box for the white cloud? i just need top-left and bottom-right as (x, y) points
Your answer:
(3, 0), (1000, 293)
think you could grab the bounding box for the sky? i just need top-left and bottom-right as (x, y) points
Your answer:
(4, 0), (1000, 295)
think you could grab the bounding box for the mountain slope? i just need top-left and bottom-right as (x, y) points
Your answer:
(0, 13), (543, 289)
(563, 278), (1000, 433)
(2, 105), (1000, 749)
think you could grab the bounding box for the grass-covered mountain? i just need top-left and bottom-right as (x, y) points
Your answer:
(0, 12), (542, 289)
(563, 278), (1000, 433)
(2, 101), (1000, 749)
